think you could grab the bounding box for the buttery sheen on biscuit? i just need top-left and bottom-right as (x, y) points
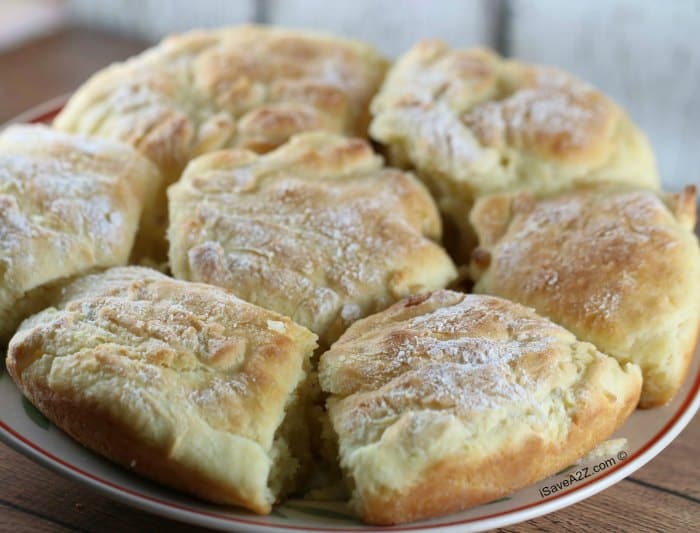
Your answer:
(370, 42), (659, 258)
(6, 267), (317, 514)
(319, 290), (642, 525)
(54, 25), (388, 259)
(469, 185), (700, 407)
(168, 132), (457, 345)
(0, 124), (159, 342)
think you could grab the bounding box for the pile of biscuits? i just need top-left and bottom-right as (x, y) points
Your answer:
(2, 26), (698, 525)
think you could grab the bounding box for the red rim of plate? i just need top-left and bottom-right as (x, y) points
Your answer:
(0, 99), (698, 532)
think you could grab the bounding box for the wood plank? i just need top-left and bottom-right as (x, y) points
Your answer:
(2, 424), (697, 532)
(630, 414), (700, 499)
(509, 0), (700, 191)
(0, 501), (77, 533)
(0, 27), (147, 123)
(500, 478), (698, 531)
(267, 0), (495, 57)
(0, 444), (210, 532)
(68, 0), (255, 42)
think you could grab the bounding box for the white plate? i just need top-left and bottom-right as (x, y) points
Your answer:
(1, 102), (699, 532)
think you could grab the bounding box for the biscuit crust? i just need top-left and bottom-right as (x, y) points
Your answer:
(54, 25), (388, 259)
(470, 185), (700, 407)
(6, 267), (317, 513)
(0, 125), (159, 342)
(320, 290), (641, 524)
(370, 42), (659, 259)
(168, 132), (457, 345)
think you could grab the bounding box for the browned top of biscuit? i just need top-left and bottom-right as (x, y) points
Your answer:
(7, 267), (317, 513)
(0, 124), (159, 340)
(168, 132), (457, 345)
(55, 25), (388, 181)
(320, 290), (641, 524)
(470, 185), (700, 406)
(370, 41), (658, 197)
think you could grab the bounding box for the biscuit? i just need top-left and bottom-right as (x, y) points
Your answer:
(319, 290), (641, 524)
(470, 185), (700, 407)
(0, 124), (159, 342)
(370, 42), (659, 259)
(54, 25), (388, 260)
(6, 267), (318, 514)
(168, 132), (457, 346)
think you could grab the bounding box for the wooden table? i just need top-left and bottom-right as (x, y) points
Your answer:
(1, 27), (699, 532)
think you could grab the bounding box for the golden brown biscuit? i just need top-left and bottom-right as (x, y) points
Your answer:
(168, 132), (457, 346)
(0, 124), (159, 342)
(370, 42), (659, 259)
(319, 290), (641, 525)
(54, 25), (388, 260)
(470, 185), (700, 407)
(6, 267), (317, 514)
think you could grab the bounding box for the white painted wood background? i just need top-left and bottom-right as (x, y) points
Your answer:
(68, 0), (699, 191)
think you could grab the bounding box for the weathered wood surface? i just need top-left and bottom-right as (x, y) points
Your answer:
(267, 0), (495, 57)
(1, 416), (697, 532)
(0, 27), (146, 122)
